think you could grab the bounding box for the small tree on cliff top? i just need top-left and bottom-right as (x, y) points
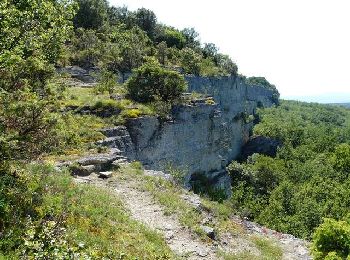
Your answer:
(126, 59), (187, 103)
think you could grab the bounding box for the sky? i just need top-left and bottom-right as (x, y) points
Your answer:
(110, 0), (350, 102)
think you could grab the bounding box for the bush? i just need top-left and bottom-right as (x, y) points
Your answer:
(94, 69), (118, 94)
(180, 48), (202, 75)
(312, 218), (350, 260)
(126, 59), (187, 103)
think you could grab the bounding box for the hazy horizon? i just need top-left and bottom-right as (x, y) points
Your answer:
(111, 0), (350, 102)
(284, 93), (350, 104)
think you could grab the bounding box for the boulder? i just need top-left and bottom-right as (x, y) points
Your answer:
(200, 225), (215, 240)
(98, 171), (113, 179)
(70, 164), (97, 176)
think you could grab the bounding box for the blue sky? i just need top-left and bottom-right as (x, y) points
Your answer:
(110, 0), (350, 102)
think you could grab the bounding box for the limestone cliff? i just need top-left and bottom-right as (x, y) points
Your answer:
(112, 75), (277, 191)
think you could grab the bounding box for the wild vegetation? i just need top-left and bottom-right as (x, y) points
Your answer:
(227, 100), (350, 259)
(64, 0), (239, 77)
(1, 0), (348, 258)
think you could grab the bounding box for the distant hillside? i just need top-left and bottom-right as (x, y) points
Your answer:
(284, 93), (350, 104)
(329, 102), (350, 108)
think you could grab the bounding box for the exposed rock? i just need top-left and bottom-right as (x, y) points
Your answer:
(240, 135), (282, 161)
(57, 66), (96, 84)
(98, 171), (113, 179)
(180, 193), (202, 210)
(70, 164), (96, 176)
(111, 158), (128, 167)
(66, 74), (277, 196)
(144, 170), (174, 181)
(122, 75), (277, 191)
(200, 225), (216, 240)
(77, 154), (117, 166)
(100, 126), (131, 138)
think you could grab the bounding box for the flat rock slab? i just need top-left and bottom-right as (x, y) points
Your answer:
(98, 171), (113, 179)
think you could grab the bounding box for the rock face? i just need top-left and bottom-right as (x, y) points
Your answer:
(240, 135), (282, 161)
(125, 76), (275, 168)
(97, 75), (277, 193)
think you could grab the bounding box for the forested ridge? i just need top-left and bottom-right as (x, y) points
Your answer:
(0, 0), (349, 259)
(228, 101), (350, 259)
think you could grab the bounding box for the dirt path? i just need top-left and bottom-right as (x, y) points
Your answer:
(74, 169), (311, 260)
(76, 173), (219, 259)
(113, 178), (219, 259)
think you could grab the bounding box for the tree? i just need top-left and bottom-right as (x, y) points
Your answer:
(312, 218), (350, 260)
(0, 0), (75, 162)
(331, 143), (350, 175)
(108, 5), (134, 27)
(126, 59), (187, 103)
(216, 54), (238, 75)
(0, 0), (75, 247)
(103, 26), (152, 80)
(182, 27), (201, 49)
(203, 43), (218, 59)
(70, 28), (104, 68)
(155, 26), (186, 49)
(157, 42), (168, 65)
(95, 69), (118, 94)
(134, 8), (157, 39)
(180, 48), (202, 75)
(74, 0), (109, 30)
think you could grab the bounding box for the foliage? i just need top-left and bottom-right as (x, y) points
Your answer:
(312, 218), (350, 259)
(181, 27), (201, 49)
(69, 28), (104, 68)
(0, 0), (75, 162)
(180, 48), (202, 75)
(155, 26), (186, 49)
(126, 59), (187, 103)
(94, 69), (118, 94)
(134, 8), (157, 39)
(74, 0), (109, 29)
(216, 54), (238, 76)
(189, 173), (228, 203)
(246, 77), (279, 103)
(67, 1), (241, 77)
(203, 43), (219, 59)
(0, 165), (174, 258)
(21, 217), (91, 259)
(228, 100), (350, 239)
(104, 26), (152, 77)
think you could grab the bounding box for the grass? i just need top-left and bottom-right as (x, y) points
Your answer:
(42, 113), (111, 161)
(61, 87), (111, 107)
(252, 236), (283, 259)
(0, 164), (174, 259)
(117, 164), (205, 238)
(61, 86), (156, 121)
(218, 237), (282, 260)
(35, 167), (174, 259)
(115, 163), (284, 258)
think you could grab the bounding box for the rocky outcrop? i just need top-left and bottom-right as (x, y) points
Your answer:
(58, 67), (278, 193)
(240, 135), (282, 161)
(96, 75), (277, 193)
(125, 76), (275, 172)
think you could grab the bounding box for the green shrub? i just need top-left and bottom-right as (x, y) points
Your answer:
(312, 218), (350, 260)
(21, 218), (91, 259)
(94, 69), (118, 95)
(93, 99), (123, 110)
(180, 48), (202, 75)
(126, 59), (187, 103)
